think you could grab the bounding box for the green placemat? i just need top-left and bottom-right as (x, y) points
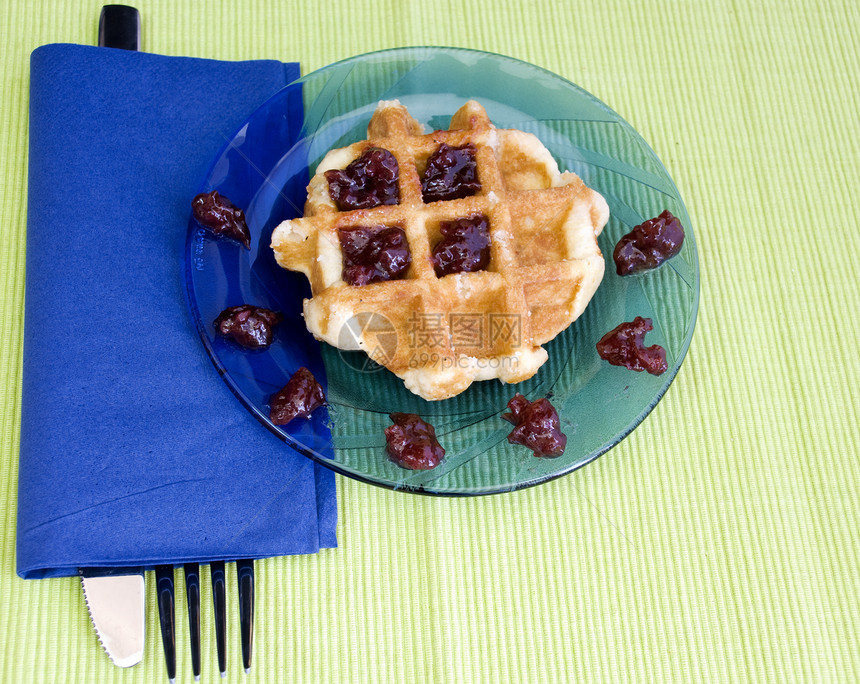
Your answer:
(1, 1), (858, 682)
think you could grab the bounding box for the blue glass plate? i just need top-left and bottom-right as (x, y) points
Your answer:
(184, 47), (699, 495)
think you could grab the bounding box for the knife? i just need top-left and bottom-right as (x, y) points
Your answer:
(79, 567), (146, 667)
(98, 4), (140, 51)
(79, 5), (146, 670)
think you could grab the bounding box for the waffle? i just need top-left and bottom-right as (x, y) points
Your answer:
(271, 100), (609, 401)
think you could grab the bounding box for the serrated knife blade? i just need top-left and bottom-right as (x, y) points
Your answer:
(80, 567), (146, 667)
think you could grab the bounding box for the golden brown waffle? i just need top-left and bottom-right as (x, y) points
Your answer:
(271, 100), (609, 400)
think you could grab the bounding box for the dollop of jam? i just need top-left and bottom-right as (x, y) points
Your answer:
(191, 190), (251, 248)
(502, 394), (567, 458)
(325, 147), (399, 210)
(421, 143), (481, 203)
(213, 305), (282, 349)
(338, 225), (412, 286)
(613, 210), (685, 276)
(596, 316), (668, 375)
(384, 413), (445, 470)
(269, 367), (327, 426)
(431, 215), (491, 277)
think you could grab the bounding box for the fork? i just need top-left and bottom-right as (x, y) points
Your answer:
(155, 561), (255, 680)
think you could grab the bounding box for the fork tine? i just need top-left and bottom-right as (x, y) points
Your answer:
(210, 560), (228, 677)
(236, 560), (255, 673)
(155, 565), (176, 683)
(184, 563), (202, 680)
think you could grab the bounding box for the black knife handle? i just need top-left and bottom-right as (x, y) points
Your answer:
(210, 561), (227, 676)
(184, 563), (201, 679)
(98, 5), (141, 51)
(236, 560), (255, 673)
(154, 565), (176, 681)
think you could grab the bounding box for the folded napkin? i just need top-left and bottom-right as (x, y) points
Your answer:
(17, 44), (336, 579)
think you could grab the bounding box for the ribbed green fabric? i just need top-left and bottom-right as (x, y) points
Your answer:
(1, 0), (858, 681)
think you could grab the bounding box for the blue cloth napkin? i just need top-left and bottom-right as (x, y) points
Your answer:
(17, 43), (336, 579)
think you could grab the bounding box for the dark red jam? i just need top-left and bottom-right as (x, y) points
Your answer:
(421, 143), (481, 203)
(613, 210), (685, 276)
(431, 215), (491, 277)
(502, 394), (567, 458)
(596, 316), (668, 375)
(269, 367), (326, 426)
(214, 305), (282, 349)
(191, 190), (251, 248)
(384, 413), (445, 470)
(338, 225), (412, 286)
(325, 147), (399, 210)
